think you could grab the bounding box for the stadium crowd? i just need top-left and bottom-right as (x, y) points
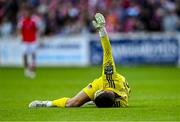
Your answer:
(0, 0), (179, 37)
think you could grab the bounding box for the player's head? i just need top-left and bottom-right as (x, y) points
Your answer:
(94, 90), (115, 107)
(23, 4), (34, 17)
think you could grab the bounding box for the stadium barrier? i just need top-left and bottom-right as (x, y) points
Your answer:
(0, 33), (180, 66)
(0, 35), (89, 66)
(90, 33), (180, 65)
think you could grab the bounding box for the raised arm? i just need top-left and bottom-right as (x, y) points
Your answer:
(92, 13), (116, 77)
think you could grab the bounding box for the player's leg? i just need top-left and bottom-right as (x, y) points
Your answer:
(31, 51), (36, 72)
(51, 77), (101, 107)
(22, 43), (30, 77)
(65, 90), (90, 107)
(29, 90), (90, 108)
(30, 42), (37, 73)
(52, 90), (90, 107)
(27, 51), (36, 78)
(28, 43), (37, 78)
(23, 53), (28, 70)
(29, 74), (96, 108)
(23, 53), (31, 77)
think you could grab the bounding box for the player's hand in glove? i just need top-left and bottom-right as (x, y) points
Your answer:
(92, 13), (106, 30)
(92, 13), (107, 37)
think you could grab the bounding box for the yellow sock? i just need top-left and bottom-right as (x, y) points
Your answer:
(52, 97), (70, 107)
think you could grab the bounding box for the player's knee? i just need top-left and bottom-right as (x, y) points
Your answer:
(66, 98), (81, 107)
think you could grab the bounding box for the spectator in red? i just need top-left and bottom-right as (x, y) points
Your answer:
(18, 5), (38, 78)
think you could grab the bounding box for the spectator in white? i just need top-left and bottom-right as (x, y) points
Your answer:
(0, 17), (12, 37)
(162, 9), (179, 32)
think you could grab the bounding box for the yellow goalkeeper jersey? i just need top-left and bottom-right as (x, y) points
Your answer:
(83, 35), (130, 107)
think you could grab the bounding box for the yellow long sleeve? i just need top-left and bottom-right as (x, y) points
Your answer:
(100, 34), (116, 76)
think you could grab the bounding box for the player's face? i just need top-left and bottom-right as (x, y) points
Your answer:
(24, 9), (32, 18)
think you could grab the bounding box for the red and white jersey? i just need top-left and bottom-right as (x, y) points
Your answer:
(18, 15), (38, 43)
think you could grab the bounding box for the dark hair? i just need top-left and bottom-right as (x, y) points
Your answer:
(94, 92), (115, 107)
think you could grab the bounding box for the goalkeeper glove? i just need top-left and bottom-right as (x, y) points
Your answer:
(92, 13), (105, 30)
(92, 13), (107, 37)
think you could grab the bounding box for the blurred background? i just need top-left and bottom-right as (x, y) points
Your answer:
(0, 0), (180, 66)
(1, 0), (180, 35)
(0, 1), (180, 120)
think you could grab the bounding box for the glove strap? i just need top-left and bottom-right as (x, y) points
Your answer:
(99, 27), (107, 37)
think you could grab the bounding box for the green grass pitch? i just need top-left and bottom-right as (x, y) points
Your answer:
(0, 66), (179, 121)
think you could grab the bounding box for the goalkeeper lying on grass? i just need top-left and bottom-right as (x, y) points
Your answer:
(29, 13), (131, 108)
